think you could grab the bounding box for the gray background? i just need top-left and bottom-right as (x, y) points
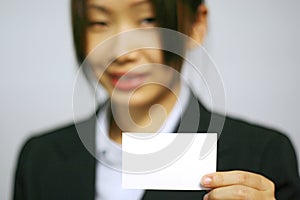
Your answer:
(1, 0), (299, 199)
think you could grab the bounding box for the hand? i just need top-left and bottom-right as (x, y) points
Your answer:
(201, 170), (275, 200)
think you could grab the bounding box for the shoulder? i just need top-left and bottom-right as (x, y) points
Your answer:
(221, 114), (290, 147)
(223, 116), (300, 198)
(13, 117), (97, 199)
(197, 100), (289, 147)
(20, 122), (78, 155)
(192, 98), (294, 156)
(217, 112), (299, 171)
(16, 117), (94, 168)
(16, 124), (73, 171)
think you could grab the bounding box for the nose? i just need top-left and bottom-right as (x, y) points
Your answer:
(111, 25), (141, 65)
(114, 50), (139, 65)
(110, 20), (151, 64)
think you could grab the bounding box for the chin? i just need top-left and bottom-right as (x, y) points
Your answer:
(110, 86), (163, 108)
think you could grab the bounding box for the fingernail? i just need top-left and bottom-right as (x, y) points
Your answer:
(201, 176), (212, 186)
(203, 194), (208, 200)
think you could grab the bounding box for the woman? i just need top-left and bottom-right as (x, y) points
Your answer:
(14, 0), (300, 199)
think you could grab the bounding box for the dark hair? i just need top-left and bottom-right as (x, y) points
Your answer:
(71, 0), (204, 69)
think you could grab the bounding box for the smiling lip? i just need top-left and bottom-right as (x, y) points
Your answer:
(109, 71), (148, 91)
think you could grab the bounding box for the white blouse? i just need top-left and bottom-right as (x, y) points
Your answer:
(95, 81), (191, 200)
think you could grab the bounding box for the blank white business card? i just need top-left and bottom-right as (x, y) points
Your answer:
(122, 133), (217, 190)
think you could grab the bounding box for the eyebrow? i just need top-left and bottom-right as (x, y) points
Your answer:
(87, 0), (150, 13)
(130, 0), (150, 7)
(87, 4), (111, 14)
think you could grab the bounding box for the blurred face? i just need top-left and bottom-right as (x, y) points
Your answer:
(85, 0), (180, 107)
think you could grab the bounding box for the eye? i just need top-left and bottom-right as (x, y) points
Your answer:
(140, 17), (157, 26)
(88, 21), (109, 29)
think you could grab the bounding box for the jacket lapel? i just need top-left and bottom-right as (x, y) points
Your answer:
(54, 94), (214, 200)
(40, 115), (97, 200)
(142, 93), (210, 199)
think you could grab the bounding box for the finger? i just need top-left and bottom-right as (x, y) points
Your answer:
(203, 185), (263, 200)
(201, 170), (275, 191)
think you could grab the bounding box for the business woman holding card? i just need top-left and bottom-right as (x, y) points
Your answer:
(13, 0), (300, 199)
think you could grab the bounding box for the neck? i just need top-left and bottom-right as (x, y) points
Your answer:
(109, 81), (181, 144)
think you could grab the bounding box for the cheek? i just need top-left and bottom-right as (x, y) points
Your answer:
(143, 50), (179, 90)
(143, 63), (176, 86)
(151, 66), (178, 88)
(85, 40), (113, 80)
(146, 49), (164, 64)
(98, 72), (110, 87)
(85, 32), (112, 66)
(85, 32), (97, 56)
(85, 31), (108, 55)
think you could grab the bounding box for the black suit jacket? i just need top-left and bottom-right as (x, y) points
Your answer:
(13, 95), (300, 200)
